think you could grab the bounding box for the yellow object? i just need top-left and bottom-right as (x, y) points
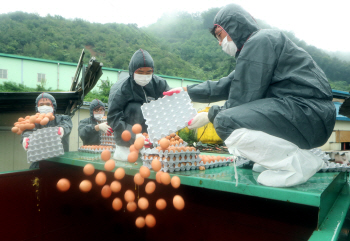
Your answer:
(197, 107), (223, 144)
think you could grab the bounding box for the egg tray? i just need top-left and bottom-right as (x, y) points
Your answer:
(192, 169), (232, 178)
(78, 147), (115, 154)
(141, 147), (200, 159)
(141, 91), (197, 143)
(100, 141), (116, 146)
(318, 161), (350, 173)
(153, 141), (188, 148)
(27, 127), (64, 163)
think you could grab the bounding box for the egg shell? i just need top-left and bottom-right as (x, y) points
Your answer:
(101, 185), (112, 198)
(156, 199), (167, 210)
(155, 171), (164, 184)
(160, 173), (171, 185)
(135, 217), (146, 228)
(83, 164), (95, 176)
(104, 159), (116, 171)
(145, 181), (156, 194)
(40, 117), (49, 126)
(101, 150), (111, 162)
(121, 130), (131, 142)
(57, 178), (70, 192)
(128, 151), (139, 163)
(132, 124), (142, 134)
(124, 190), (135, 202)
(134, 137), (144, 150)
(138, 197), (149, 210)
(139, 166), (150, 178)
(145, 214), (156, 228)
(151, 159), (162, 172)
(173, 195), (185, 210)
(110, 181), (122, 193)
(114, 168), (125, 180)
(95, 172), (107, 186)
(112, 198), (123, 211)
(127, 202), (137, 212)
(159, 138), (170, 150)
(134, 173), (145, 186)
(171, 176), (181, 189)
(79, 180), (92, 192)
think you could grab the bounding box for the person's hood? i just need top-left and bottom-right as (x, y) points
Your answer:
(90, 99), (105, 118)
(214, 4), (259, 55)
(128, 49), (154, 77)
(35, 93), (57, 112)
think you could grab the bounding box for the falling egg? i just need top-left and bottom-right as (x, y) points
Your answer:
(95, 172), (107, 186)
(56, 178), (70, 192)
(35, 118), (42, 124)
(112, 198), (123, 211)
(138, 197), (149, 210)
(11, 127), (19, 133)
(151, 159), (162, 172)
(160, 173), (171, 185)
(134, 137), (144, 150)
(101, 150), (111, 162)
(129, 144), (138, 153)
(79, 180), (92, 193)
(156, 199), (167, 210)
(134, 173), (145, 186)
(28, 123), (35, 130)
(83, 164), (95, 176)
(124, 190), (135, 202)
(135, 217), (145, 228)
(145, 214), (156, 228)
(18, 117), (25, 122)
(121, 130), (131, 142)
(173, 195), (185, 211)
(132, 124), (142, 134)
(110, 181), (122, 193)
(114, 168), (125, 180)
(159, 138), (170, 150)
(127, 201), (137, 212)
(128, 151), (139, 163)
(171, 176), (181, 189)
(155, 171), (164, 184)
(145, 181), (156, 194)
(40, 117), (49, 126)
(139, 166), (150, 178)
(101, 185), (112, 198)
(104, 159), (116, 171)
(29, 115), (37, 123)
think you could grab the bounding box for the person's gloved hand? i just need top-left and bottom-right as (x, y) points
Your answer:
(135, 133), (152, 148)
(97, 122), (113, 136)
(163, 87), (187, 96)
(57, 127), (64, 138)
(188, 112), (210, 130)
(22, 138), (29, 151)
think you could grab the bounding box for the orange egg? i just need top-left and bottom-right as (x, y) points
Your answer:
(110, 181), (122, 193)
(18, 117), (25, 122)
(114, 168), (125, 180)
(171, 176), (181, 189)
(127, 201), (137, 212)
(129, 144), (138, 153)
(56, 178), (70, 192)
(16, 129), (22, 135)
(35, 118), (42, 124)
(156, 199), (167, 210)
(132, 124), (142, 134)
(199, 166), (205, 171)
(83, 164), (95, 176)
(155, 171), (164, 184)
(28, 123), (35, 130)
(95, 172), (107, 186)
(11, 127), (19, 133)
(134, 173), (144, 186)
(173, 195), (185, 211)
(49, 115), (55, 121)
(145, 181), (156, 194)
(151, 159), (161, 172)
(138, 197), (149, 210)
(101, 185), (112, 198)
(121, 130), (131, 142)
(40, 117), (49, 126)
(29, 115), (37, 123)
(134, 137), (144, 150)
(19, 124), (26, 131)
(145, 214), (156, 228)
(128, 151), (139, 163)
(124, 190), (135, 202)
(159, 138), (170, 150)
(170, 133), (176, 137)
(112, 198), (123, 211)
(104, 159), (115, 171)
(101, 150), (111, 162)
(79, 180), (92, 192)
(160, 172), (171, 185)
(135, 217), (145, 228)
(139, 166), (150, 178)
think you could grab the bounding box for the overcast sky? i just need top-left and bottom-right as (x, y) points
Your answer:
(1, 0), (349, 52)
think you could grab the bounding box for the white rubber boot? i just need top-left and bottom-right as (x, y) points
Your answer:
(252, 163), (268, 173)
(113, 145), (130, 161)
(225, 128), (324, 187)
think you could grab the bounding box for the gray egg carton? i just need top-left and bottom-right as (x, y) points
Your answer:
(27, 127), (64, 163)
(78, 146), (115, 154)
(319, 161), (350, 173)
(141, 91), (197, 143)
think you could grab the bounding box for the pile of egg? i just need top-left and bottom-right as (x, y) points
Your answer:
(11, 113), (55, 135)
(156, 133), (184, 146)
(79, 145), (115, 153)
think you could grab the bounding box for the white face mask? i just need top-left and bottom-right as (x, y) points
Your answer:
(134, 73), (152, 86)
(94, 113), (104, 121)
(222, 36), (237, 56)
(38, 106), (53, 114)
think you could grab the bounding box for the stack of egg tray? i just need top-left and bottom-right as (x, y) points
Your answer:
(78, 146), (115, 154)
(141, 148), (232, 173)
(153, 141), (188, 147)
(141, 91), (197, 144)
(100, 132), (116, 146)
(319, 161), (350, 172)
(27, 127), (64, 163)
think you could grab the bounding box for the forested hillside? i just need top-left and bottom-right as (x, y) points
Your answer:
(0, 10), (350, 90)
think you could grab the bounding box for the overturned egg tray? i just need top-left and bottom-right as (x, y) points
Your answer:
(27, 127), (64, 163)
(141, 91), (197, 143)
